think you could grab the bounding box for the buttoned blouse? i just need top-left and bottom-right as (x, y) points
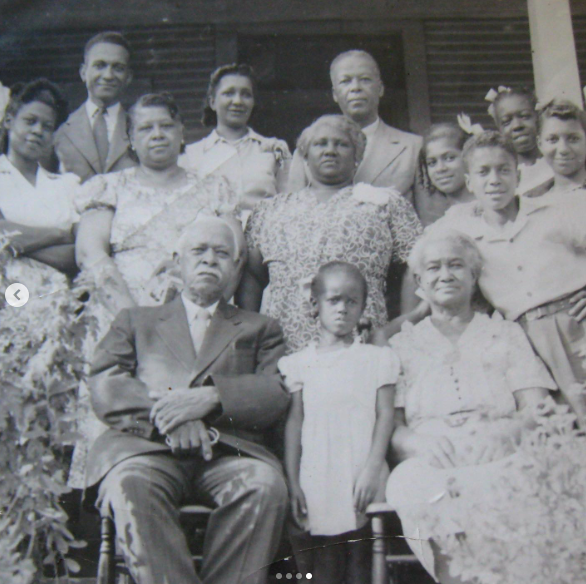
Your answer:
(179, 128), (291, 211)
(436, 193), (586, 320)
(390, 313), (556, 429)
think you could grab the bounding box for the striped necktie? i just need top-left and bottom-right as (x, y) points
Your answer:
(93, 107), (109, 171)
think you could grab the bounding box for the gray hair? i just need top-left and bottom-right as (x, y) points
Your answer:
(175, 215), (243, 261)
(408, 227), (483, 280)
(295, 114), (367, 168)
(329, 50), (382, 83)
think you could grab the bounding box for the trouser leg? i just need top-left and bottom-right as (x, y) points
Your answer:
(194, 455), (288, 584)
(97, 453), (200, 584)
(521, 312), (586, 416)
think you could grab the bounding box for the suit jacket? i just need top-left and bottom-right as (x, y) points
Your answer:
(85, 298), (290, 489)
(54, 103), (137, 183)
(287, 119), (423, 204)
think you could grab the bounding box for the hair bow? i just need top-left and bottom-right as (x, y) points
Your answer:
(484, 86), (512, 118)
(457, 113), (484, 136)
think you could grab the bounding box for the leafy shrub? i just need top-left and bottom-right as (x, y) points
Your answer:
(0, 239), (92, 583)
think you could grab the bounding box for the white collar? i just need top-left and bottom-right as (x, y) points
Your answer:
(361, 117), (380, 140)
(0, 153), (42, 182)
(85, 99), (121, 120)
(181, 293), (220, 322)
(204, 127), (262, 151)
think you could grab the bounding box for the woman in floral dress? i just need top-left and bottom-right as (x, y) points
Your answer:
(386, 228), (556, 583)
(238, 114), (423, 352)
(69, 92), (239, 486)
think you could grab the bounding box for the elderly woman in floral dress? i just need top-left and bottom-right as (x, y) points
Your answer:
(238, 114), (423, 352)
(385, 228), (557, 584)
(70, 92), (239, 487)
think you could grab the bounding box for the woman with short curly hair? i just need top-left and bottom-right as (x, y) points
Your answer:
(239, 114), (423, 352)
(0, 78), (79, 282)
(180, 63), (291, 214)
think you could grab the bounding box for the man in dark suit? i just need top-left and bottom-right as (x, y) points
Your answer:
(54, 31), (137, 182)
(86, 216), (289, 584)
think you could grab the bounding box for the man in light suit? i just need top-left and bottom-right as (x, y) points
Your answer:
(86, 216), (289, 584)
(54, 31), (137, 182)
(288, 50), (423, 205)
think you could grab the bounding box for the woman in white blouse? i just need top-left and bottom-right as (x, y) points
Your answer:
(386, 228), (556, 583)
(0, 79), (79, 295)
(179, 63), (291, 216)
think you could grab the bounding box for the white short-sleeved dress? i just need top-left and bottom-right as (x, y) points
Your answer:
(279, 340), (399, 536)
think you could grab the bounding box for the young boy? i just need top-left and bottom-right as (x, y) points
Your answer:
(434, 129), (586, 421)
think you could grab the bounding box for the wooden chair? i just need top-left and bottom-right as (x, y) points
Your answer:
(367, 502), (421, 584)
(97, 504), (212, 584)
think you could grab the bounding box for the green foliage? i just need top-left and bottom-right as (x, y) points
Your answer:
(0, 241), (92, 583)
(423, 397), (586, 584)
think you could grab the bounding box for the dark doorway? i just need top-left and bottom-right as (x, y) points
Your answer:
(238, 33), (407, 149)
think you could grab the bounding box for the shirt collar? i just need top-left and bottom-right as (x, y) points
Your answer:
(0, 153), (41, 182)
(204, 127), (260, 152)
(85, 99), (121, 120)
(361, 117), (380, 140)
(181, 292), (220, 322)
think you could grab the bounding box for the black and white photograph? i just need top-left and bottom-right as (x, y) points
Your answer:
(1, 1), (586, 583)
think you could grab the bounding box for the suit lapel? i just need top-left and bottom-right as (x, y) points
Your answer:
(190, 299), (242, 384)
(155, 298), (197, 372)
(105, 107), (130, 172)
(354, 121), (407, 185)
(63, 106), (102, 174)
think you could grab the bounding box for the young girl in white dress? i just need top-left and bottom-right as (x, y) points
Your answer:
(280, 261), (398, 584)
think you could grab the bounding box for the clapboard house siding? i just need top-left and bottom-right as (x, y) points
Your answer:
(424, 18), (535, 129)
(0, 24), (216, 142)
(424, 15), (586, 129)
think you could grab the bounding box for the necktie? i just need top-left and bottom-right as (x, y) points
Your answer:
(191, 309), (212, 354)
(93, 108), (109, 171)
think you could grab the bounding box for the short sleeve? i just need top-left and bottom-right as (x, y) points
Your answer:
(278, 353), (304, 394)
(387, 192), (423, 263)
(245, 197), (271, 251)
(60, 172), (81, 224)
(271, 138), (292, 166)
(387, 323), (419, 408)
(560, 193), (586, 250)
(503, 321), (557, 392)
(74, 173), (117, 214)
(374, 346), (400, 389)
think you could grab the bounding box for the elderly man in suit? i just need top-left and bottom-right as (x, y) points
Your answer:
(54, 31), (137, 182)
(288, 50), (423, 205)
(85, 216), (289, 584)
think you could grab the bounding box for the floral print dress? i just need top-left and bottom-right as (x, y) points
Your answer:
(246, 184), (422, 352)
(68, 167), (237, 488)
